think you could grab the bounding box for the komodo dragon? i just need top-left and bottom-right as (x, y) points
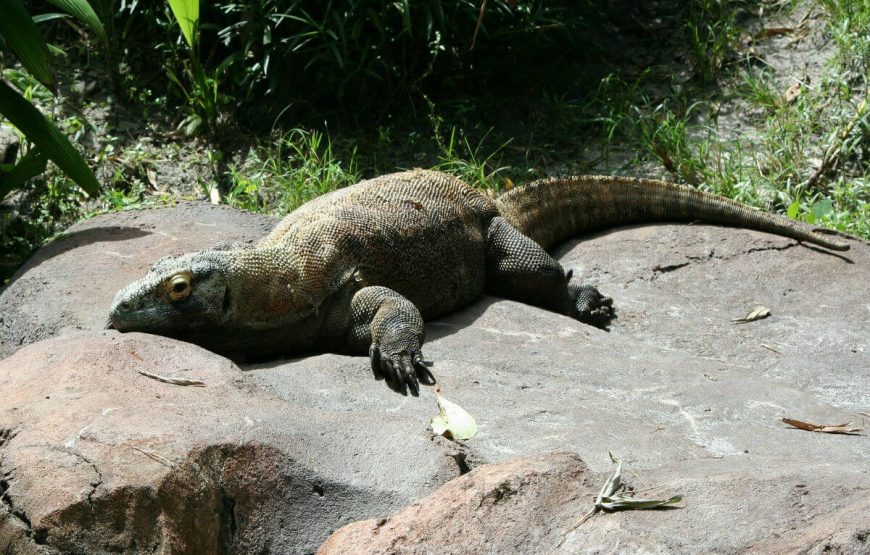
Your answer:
(108, 169), (849, 395)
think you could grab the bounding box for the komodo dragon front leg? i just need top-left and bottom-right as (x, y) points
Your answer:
(341, 286), (436, 396)
(484, 216), (614, 327)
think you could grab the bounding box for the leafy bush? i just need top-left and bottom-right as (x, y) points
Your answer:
(110, 1), (599, 125)
(0, 0), (101, 199)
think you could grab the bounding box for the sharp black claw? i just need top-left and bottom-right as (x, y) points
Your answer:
(418, 366), (436, 385)
(407, 376), (419, 396)
(386, 357), (407, 395)
(370, 344), (384, 380)
(412, 353), (436, 385)
(400, 358), (418, 396)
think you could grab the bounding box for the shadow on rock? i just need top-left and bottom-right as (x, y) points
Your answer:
(4, 226), (152, 288)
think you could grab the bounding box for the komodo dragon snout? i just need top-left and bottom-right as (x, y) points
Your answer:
(109, 251), (230, 333)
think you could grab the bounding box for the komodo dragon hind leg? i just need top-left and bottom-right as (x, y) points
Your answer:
(345, 286), (436, 396)
(484, 217), (615, 328)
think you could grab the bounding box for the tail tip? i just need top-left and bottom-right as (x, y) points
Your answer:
(811, 229), (851, 251)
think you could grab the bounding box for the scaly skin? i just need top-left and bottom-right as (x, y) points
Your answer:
(109, 169), (849, 396)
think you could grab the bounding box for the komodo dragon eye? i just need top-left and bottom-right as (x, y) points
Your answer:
(167, 272), (193, 301)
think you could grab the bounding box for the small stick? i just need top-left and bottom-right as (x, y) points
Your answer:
(138, 370), (205, 387)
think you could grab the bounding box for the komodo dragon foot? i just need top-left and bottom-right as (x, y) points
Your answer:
(567, 283), (615, 328)
(355, 286), (437, 396)
(369, 344), (436, 397)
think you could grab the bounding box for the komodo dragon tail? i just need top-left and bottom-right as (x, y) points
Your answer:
(495, 175), (850, 251)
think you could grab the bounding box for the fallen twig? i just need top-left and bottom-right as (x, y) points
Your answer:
(138, 369), (206, 387)
(126, 444), (176, 467)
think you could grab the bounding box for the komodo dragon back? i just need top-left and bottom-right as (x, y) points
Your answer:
(109, 170), (849, 397)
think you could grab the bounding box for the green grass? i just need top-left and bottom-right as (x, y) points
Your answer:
(582, 0), (869, 239)
(686, 0), (740, 84)
(223, 123), (514, 214)
(218, 0), (869, 240)
(225, 129), (360, 215)
(432, 126), (512, 194)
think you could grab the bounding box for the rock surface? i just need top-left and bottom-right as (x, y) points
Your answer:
(318, 453), (596, 555)
(1, 202), (868, 553)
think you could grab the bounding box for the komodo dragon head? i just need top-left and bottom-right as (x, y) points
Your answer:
(107, 246), (323, 355)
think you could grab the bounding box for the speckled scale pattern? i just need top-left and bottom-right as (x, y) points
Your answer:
(259, 169), (499, 319)
(497, 175), (849, 251)
(484, 217), (570, 311)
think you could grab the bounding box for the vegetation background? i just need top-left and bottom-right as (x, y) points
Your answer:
(1, 0), (867, 283)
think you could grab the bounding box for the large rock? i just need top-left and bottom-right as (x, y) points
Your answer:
(318, 453), (596, 555)
(1, 202), (868, 553)
(0, 332), (465, 553)
(319, 453), (870, 554)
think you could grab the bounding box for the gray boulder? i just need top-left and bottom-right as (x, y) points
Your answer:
(1, 202), (867, 553)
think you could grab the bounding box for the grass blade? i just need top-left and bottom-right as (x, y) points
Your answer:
(0, 79), (99, 196)
(45, 0), (107, 43)
(0, 0), (55, 88)
(138, 370), (206, 387)
(595, 451), (623, 505)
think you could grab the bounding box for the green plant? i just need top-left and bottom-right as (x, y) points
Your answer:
(819, 0), (870, 29)
(630, 99), (711, 186)
(821, 0), (870, 75)
(433, 126), (511, 193)
(737, 69), (783, 113)
(226, 128), (359, 214)
(685, 0), (738, 84)
(0, 0), (100, 200)
(165, 0), (230, 135)
(147, 0), (595, 124)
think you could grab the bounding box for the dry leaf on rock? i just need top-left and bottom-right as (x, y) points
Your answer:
(595, 453), (683, 511)
(126, 444), (176, 467)
(782, 418), (862, 435)
(430, 387), (478, 441)
(734, 305), (771, 323)
(563, 452), (683, 534)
